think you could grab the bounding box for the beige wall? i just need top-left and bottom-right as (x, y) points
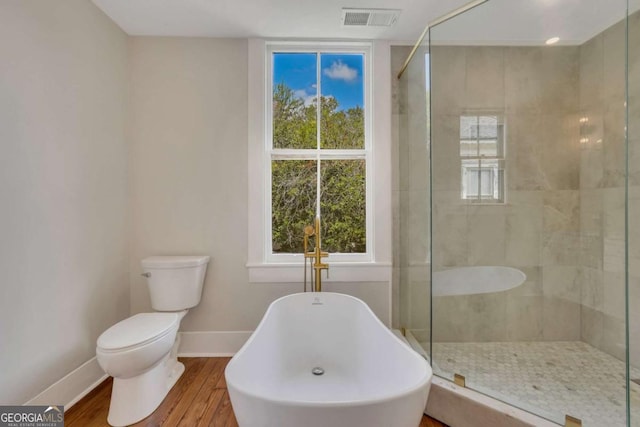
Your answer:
(128, 37), (390, 333)
(0, 0), (129, 404)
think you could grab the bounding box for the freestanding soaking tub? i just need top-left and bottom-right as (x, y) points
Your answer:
(225, 292), (432, 427)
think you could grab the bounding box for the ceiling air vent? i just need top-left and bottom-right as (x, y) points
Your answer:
(341, 8), (401, 27)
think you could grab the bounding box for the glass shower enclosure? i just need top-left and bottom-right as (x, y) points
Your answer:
(395, 0), (639, 425)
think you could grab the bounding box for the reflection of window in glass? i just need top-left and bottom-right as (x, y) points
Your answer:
(270, 51), (369, 256)
(460, 115), (505, 202)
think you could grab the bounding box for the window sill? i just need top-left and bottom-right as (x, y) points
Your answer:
(247, 262), (392, 283)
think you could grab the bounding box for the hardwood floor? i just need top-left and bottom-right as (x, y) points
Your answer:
(65, 357), (447, 427)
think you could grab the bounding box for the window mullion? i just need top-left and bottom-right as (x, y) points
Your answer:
(316, 51), (321, 219)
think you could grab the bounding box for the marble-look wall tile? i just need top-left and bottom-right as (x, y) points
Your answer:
(602, 19), (627, 108)
(603, 187), (626, 239)
(505, 210), (541, 267)
(467, 293), (507, 341)
(542, 231), (581, 266)
(579, 188), (603, 236)
(467, 211), (506, 266)
(505, 192), (543, 266)
(580, 234), (603, 269)
(580, 267), (604, 310)
(464, 46), (505, 110)
(629, 23), (640, 141)
(506, 295), (544, 341)
(391, 46), (412, 115)
(543, 297), (581, 341)
(630, 139), (640, 186)
(403, 47), (428, 116)
(407, 265), (430, 331)
(579, 34), (603, 109)
(630, 186), (640, 278)
(581, 305), (604, 349)
(408, 190), (430, 265)
(508, 266), (542, 297)
(506, 114), (546, 191)
(579, 120), (604, 188)
(602, 236), (625, 273)
(542, 265), (581, 304)
(543, 190), (580, 232)
(432, 295), (472, 342)
(430, 46), (466, 115)
(603, 271), (625, 319)
(602, 103), (627, 188)
(602, 314), (626, 361)
(431, 114), (462, 192)
(409, 141), (429, 191)
(432, 193), (468, 267)
(540, 113), (580, 190)
(505, 47), (579, 114)
(629, 276), (640, 367)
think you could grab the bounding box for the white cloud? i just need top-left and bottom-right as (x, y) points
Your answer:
(293, 89), (316, 106)
(322, 60), (358, 82)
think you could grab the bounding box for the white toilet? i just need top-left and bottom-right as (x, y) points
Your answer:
(96, 255), (210, 427)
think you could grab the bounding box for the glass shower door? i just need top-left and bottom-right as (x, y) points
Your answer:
(428, 0), (630, 425)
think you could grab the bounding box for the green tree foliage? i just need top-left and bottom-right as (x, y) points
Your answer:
(271, 83), (366, 254)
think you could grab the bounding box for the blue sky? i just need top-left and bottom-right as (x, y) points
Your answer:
(273, 53), (364, 111)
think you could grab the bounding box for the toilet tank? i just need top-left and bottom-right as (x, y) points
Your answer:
(141, 256), (210, 311)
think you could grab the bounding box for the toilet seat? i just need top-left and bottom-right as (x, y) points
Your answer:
(98, 313), (179, 352)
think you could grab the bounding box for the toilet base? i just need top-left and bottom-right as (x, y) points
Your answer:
(106, 353), (184, 426)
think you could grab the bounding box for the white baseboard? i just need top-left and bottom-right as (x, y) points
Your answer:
(25, 357), (107, 411)
(178, 331), (252, 357)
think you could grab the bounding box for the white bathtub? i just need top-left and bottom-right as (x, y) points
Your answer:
(225, 292), (432, 427)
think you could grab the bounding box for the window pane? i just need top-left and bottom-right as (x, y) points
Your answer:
(272, 160), (317, 253)
(479, 169), (493, 196)
(320, 54), (365, 149)
(320, 160), (366, 252)
(479, 139), (498, 156)
(478, 116), (498, 138)
(460, 140), (478, 157)
(460, 116), (478, 139)
(273, 53), (317, 149)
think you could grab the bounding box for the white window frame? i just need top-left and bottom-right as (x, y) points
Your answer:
(459, 114), (506, 204)
(266, 44), (372, 264)
(247, 40), (392, 283)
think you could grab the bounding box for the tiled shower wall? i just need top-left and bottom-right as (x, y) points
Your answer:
(428, 44), (583, 343)
(578, 18), (629, 362)
(392, 11), (637, 356)
(630, 9), (640, 372)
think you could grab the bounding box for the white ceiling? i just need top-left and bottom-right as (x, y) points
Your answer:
(92, 0), (635, 44)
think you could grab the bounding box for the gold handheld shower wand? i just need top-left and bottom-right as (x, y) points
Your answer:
(303, 217), (329, 292)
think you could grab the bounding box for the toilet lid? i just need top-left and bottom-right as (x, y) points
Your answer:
(98, 313), (179, 351)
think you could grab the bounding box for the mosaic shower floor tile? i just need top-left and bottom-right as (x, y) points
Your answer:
(419, 341), (640, 426)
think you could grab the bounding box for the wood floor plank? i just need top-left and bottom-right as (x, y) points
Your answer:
(195, 388), (226, 427)
(175, 358), (225, 426)
(213, 358), (230, 389)
(162, 358), (220, 426)
(66, 356), (446, 427)
(130, 357), (209, 427)
(64, 378), (112, 426)
(211, 391), (238, 427)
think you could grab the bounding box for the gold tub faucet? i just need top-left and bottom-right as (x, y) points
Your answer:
(303, 217), (329, 292)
